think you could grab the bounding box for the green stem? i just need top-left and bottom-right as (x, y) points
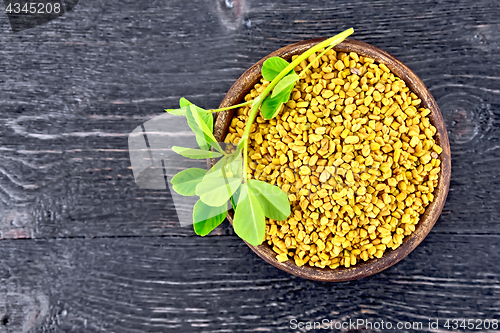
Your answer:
(299, 41), (338, 78)
(238, 28), (354, 181)
(210, 100), (253, 113)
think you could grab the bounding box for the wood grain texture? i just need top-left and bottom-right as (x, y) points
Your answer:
(0, 0), (499, 331)
(0, 235), (499, 332)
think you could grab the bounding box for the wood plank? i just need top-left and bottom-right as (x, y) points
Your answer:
(0, 234), (499, 332)
(0, 0), (247, 238)
(0, 0), (499, 332)
(0, 0), (499, 239)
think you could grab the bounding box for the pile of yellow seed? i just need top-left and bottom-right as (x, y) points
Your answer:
(224, 48), (442, 269)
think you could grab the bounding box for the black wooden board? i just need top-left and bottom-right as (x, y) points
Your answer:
(1, 0), (500, 331)
(0, 234), (499, 332)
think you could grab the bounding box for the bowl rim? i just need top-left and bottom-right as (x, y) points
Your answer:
(213, 38), (451, 282)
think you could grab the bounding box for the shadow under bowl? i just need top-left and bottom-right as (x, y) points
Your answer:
(213, 38), (451, 282)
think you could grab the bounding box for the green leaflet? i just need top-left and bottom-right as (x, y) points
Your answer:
(196, 173), (240, 207)
(271, 73), (299, 98)
(206, 151), (242, 179)
(248, 179), (290, 221)
(196, 155), (243, 207)
(179, 98), (213, 133)
(179, 97), (192, 108)
(165, 107), (210, 149)
(165, 107), (187, 116)
(260, 83), (294, 119)
(166, 99), (215, 150)
(193, 200), (227, 236)
(261, 57), (293, 81)
(171, 146), (223, 159)
(233, 183), (265, 246)
(170, 168), (206, 196)
(166, 99), (211, 118)
(185, 104), (222, 153)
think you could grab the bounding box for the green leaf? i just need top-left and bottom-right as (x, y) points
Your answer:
(200, 112), (213, 134)
(196, 175), (240, 207)
(179, 98), (214, 132)
(207, 154), (238, 177)
(260, 83), (294, 119)
(167, 101), (215, 150)
(271, 73), (299, 98)
(186, 104), (216, 142)
(233, 183), (266, 246)
(171, 146), (223, 159)
(196, 155), (243, 207)
(165, 104), (211, 118)
(262, 57), (292, 81)
(185, 105), (222, 152)
(248, 179), (290, 220)
(170, 168), (206, 196)
(179, 97), (191, 108)
(193, 200), (227, 236)
(165, 107), (187, 116)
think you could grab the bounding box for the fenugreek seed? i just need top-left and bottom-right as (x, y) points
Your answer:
(344, 104), (356, 113)
(309, 134), (323, 142)
(285, 169), (295, 183)
(307, 112), (317, 123)
(300, 165), (311, 175)
(313, 83), (322, 95)
(314, 127), (326, 135)
(276, 253), (289, 262)
(350, 67), (361, 75)
(305, 156), (318, 169)
(356, 185), (366, 195)
(429, 167), (440, 177)
(379, 63), (390, 73)
(410, 136), (419, 147)
(393, 149), (401, 164)
(396, 192), (407, 202)
(279, 154), (288, 165)
(322, 90), (334, 99)
(344, 136), (360, 144)
(291, 145), (307, 154)
(323, 72), (336, 80)
(334, 60), (344, 71)
(346, 170), (354, 183)
(370, 142), (380, 151)
(319, 170), (330, 183)
(432, 145), (443, 154)
(255, 132), (263, 144)
(375, 82), (385, 92)
(420, 153), (432, 165)
(359, 145), (370, 157)
(381, 235), (392, 244)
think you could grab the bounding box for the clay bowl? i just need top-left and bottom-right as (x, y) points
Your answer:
(213, 38), (451, 282)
